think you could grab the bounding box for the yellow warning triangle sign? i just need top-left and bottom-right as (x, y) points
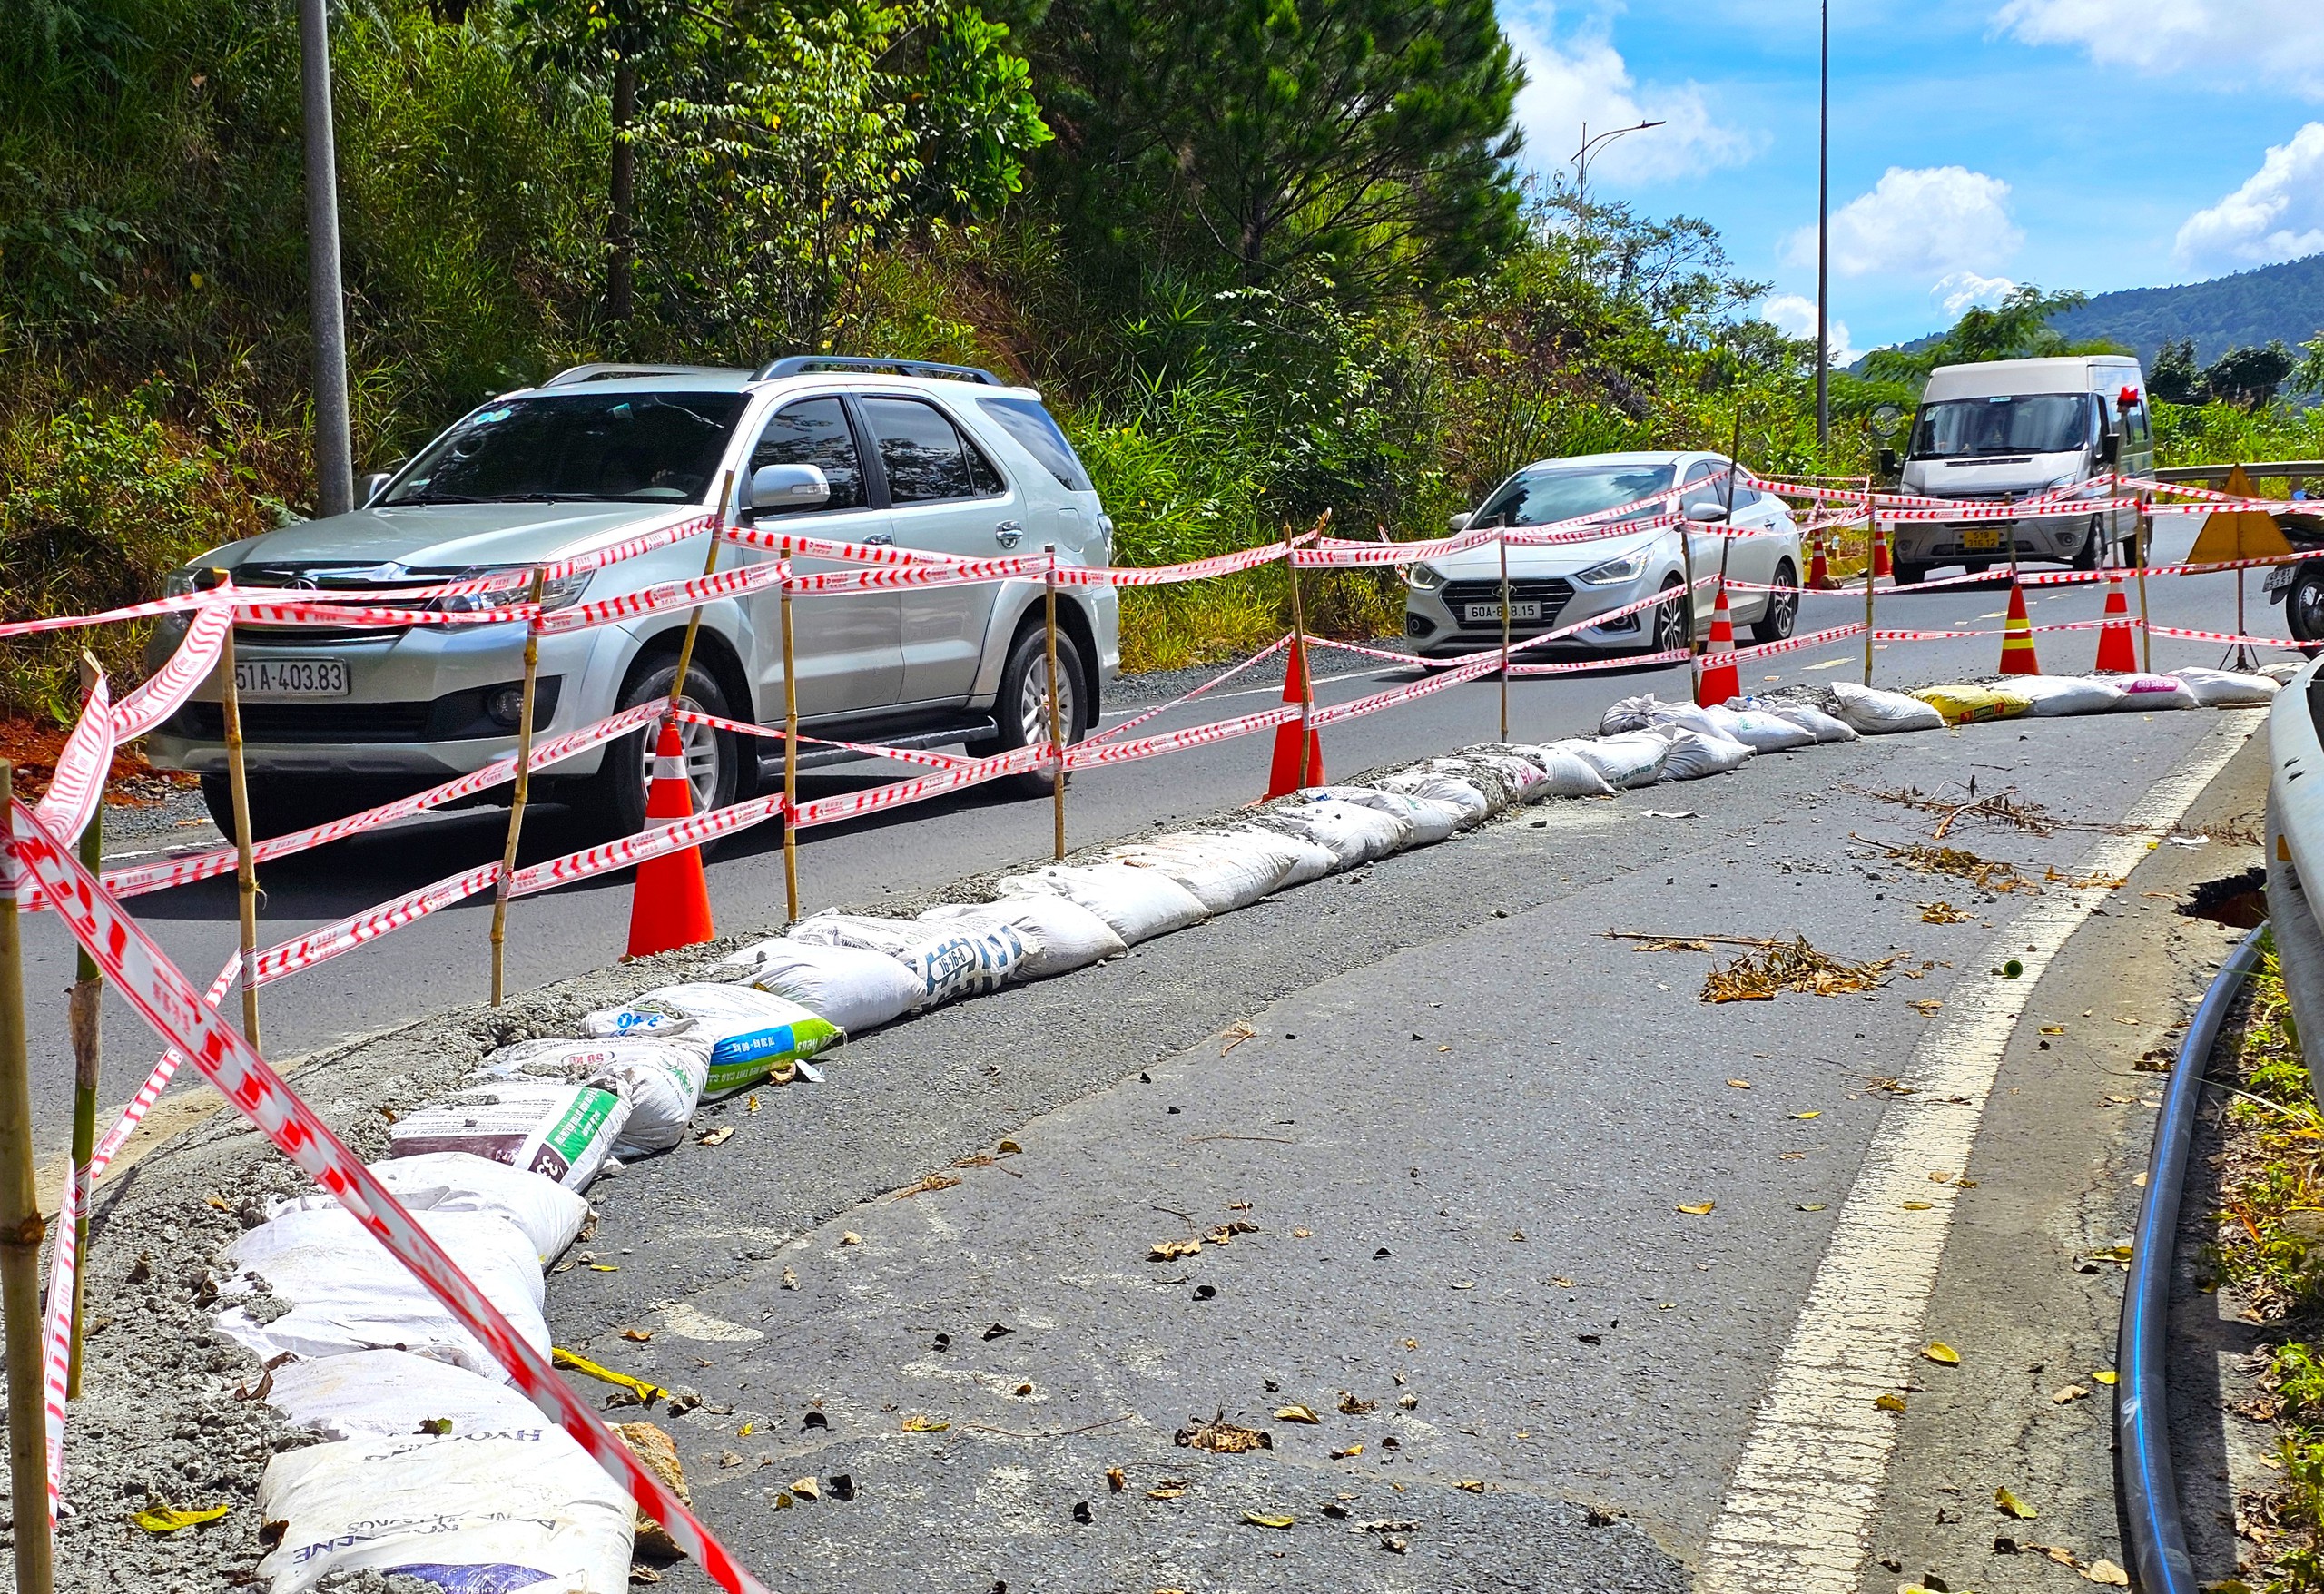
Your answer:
(2188, 463), (2294, 563)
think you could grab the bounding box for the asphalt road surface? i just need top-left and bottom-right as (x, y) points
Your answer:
(13, 518), (2277, 1158)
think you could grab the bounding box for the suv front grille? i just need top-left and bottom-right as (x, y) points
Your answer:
(1439, 577), (1575, 629)
(165, 678), (561, 744)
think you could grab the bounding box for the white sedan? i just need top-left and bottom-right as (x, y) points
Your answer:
(1402, 449), (1803, 657)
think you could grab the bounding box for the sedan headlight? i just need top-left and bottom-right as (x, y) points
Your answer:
(1406, 563), (1446, 592)
(1573, 551), (1649, 585)
(438, 567), (594, 613)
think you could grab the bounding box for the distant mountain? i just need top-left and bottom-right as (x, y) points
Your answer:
(2047, 253), (2324, 366)
(1849, 254), (2324, 374)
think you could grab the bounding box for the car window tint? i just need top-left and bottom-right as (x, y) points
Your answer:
(386, 393), (744, 506)
(862, 397), (990, 503)
(748, 398), (864, 512)
(977, 396), (1094, 492)
(1682, 460), (1725, 510)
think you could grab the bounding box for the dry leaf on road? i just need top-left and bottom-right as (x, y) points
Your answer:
(1275, 1404), (1322, 1423)
(1875, 1393), (1906, 1412)
(1245, 1511), (1296, 1529)
(1677, 1201), (1716, 1215)
(1994, 1485), (2036, 1520)
(1177, 1413), (1271, 1452)
(1923, 1342), (1961, 1366)
(698, 1127), (734, 1147)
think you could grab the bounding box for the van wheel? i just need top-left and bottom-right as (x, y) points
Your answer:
(1891, 562), (1927, 585)
(1751, 561), (1798, 643)
(972, 625), (1089, 798)
(2072, 517), (2102, 569)
(583, 657), (739, 841)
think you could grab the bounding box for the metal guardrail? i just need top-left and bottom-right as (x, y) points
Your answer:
(2152, 461), (2324, 485)
(2115, 921), (2268, 1594)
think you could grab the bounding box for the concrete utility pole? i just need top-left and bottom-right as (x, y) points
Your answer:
(300, 0), (355, 518)
(1816, 0), (1831, 448)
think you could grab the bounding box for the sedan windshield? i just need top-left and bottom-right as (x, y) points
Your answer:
(1473, 465), (1675, 527)
(1909, 395), (2090, 460)
(385, 392), (746, 506)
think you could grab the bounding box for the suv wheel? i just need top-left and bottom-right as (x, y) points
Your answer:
(586, 657), (740, 841)
(973, 625), (1089, 798)
(200, 774), (366, 842)
(1751, 560), (1798, 644)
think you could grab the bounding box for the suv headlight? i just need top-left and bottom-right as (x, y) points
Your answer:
(163, 567), (201, 597)
(1574, 551), (1649, 585)
(1406, 563), (1445, 592)
(437, 567), (594, 613)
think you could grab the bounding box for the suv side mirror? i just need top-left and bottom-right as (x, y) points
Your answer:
(749, 462), (829, 517)
(1447, 510), (1472, 533)
(360, 470), (396, 506)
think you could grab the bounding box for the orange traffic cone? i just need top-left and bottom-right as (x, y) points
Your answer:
(1264, 643), (1327, 798)
(2094, 573), (2139, 672)
(1998, 581), (2040, 675)
(1694, 583), (1741, 707)
(1870, 522), (1892, 580)
(625, 718), (716, 958)
(1807, 529), (1833, 590)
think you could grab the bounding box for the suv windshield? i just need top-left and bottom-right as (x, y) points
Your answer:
(385, 392), (746, 506)
(1909, 394), (2090, 459)
(1474, 464), (1674, 527)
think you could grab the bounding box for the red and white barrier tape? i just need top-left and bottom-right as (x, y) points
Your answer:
(1088, 635), (1294, 746)
(1507, 646), (1692, 676)
(0, 590), (219, 641)
(7, 801), (770, 1591)
(539, 558), (787, 635)
(1727, 623), (1868, 664)
(1064, 703), (1299, 770)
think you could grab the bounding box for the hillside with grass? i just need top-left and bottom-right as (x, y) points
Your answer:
(2048, 253), (2324, 367)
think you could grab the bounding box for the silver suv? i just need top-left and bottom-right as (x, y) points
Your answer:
(146, 358), (1120, 838)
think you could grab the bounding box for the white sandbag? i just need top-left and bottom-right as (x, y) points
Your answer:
(2005, 674), (2127, 716)
(1374, 771), (1495, 825)
(1107, 830), (1302, 912)
(1256, 798), (1411, 866)
(586, 983), (842, 1093)
(892, 920), (1036, 1008)
(1216, 824), (1339, 887)
(998, 862), (1210, 945)
(256, 1428), (632, 1594)
(2106, 672), (2200, 711)
(1441, 751), (1547, 805)
(2170, 665), (2280, 706)
(476, 1037), (711, 1160)
(1565, 732), (1669, 789)
(1736, 696), (1858, 742)
(1599, 693), (1674, 735)
(1649, 725), (1754, 780)
(1703, 705), (1817, 752)
(271, 1152), (587, 1263)
(724, 940), (923, 1033)
(267, 1350), (547, 1441)
(783, 911), (927, 956)
(389, 1082), (626, 1191)
(1507, 743), (1619, 798)
(1305, 784), (1465, 845)
(213, 1206), (547, 1382)
(1828, 679), (1946, 734)
(921, 893), (1128, 979)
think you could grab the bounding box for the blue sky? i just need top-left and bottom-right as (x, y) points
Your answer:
(1495, 0), (2324, 357)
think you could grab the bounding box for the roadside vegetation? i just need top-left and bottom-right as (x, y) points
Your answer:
(2209, 939), (2324, 1589)
(4, 0), (2324, 715)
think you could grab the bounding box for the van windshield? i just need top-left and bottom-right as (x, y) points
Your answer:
(1474, 464), (1675, 527)
(385, 392), (746, 506)
(1909, 394), (2090, 459)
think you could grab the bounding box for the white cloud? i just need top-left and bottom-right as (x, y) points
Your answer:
(1502, 7), (1756, 187)
(1787, 166), (2023, 280)
(1760, 293), (1859, 366)
(2173, 123), (2324, 271)
(1995, 0), (2324, 102)
(1932, 271), (2020, 313)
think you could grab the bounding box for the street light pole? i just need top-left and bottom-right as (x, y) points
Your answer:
(1571, 118), (1665, 264)
(300, 0), (354, 518)
(1816, 0), (1831, 448)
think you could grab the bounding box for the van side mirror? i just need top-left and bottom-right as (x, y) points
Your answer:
(1878, 448), (1898, 477)
(2097, 432), (2121, 465)
(749, 462), (830, 517)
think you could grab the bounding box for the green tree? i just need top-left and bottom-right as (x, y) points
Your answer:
(1860, 285), (2102, 386)
(508, 0), (703, 325)
(2149, 336), (2198, 404)
(901, 5), (1051, 220)
(1038, 0), (1523, 300)
(2197, 339), (2295, 409)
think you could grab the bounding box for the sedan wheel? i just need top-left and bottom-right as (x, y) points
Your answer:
(1751, 560), (1798, 644)
(1647, 576), (1689, 655)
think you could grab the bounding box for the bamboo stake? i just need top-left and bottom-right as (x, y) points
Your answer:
(0, 763), (57, 1594)
(65, 728), (102, 1399)
(488, 566), (548, 1007)
(2135, 487), (2154, 672)
(213, 570), (261, 1046)
(1863, 484), (1876, 685)
(1285, 520), (1315, 788)
(1497, 529), (1511, 741)
(781, 580), (800, 924)
(667, 473), (732, 723)
(1044, 546), (1066, 861)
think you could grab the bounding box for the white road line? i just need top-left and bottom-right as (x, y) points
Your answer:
(1696, 709), (2263, 1593)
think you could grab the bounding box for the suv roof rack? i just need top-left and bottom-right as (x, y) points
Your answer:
(753, 355), (1004, 386)
(540, 362), (750, 387)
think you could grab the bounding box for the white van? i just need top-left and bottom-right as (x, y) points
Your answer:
(1888, 354), (2152, 585)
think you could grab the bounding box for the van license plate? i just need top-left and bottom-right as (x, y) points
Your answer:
(234, 659), (350, 698)
(1465, 601), (1541, 622)
(1961, 528), (2004, 551)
